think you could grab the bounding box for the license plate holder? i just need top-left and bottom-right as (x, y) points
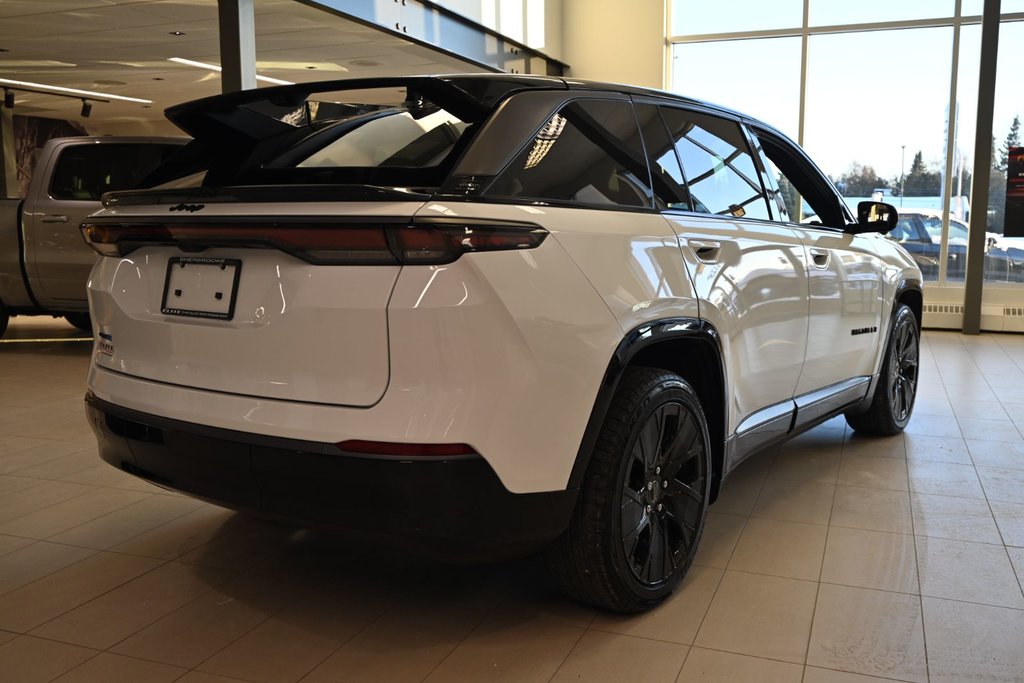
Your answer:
(161, 256), (242, 320)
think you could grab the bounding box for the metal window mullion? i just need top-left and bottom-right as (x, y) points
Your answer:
(963, 0), (1002, 334)
(938, 0), (964, 284)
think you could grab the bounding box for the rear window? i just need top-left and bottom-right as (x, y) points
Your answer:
(50, 143), (181, 200)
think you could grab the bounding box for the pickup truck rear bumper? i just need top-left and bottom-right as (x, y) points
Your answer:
(85, 393), (577, 563)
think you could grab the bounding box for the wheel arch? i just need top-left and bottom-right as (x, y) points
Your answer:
(568, 318), (728, 503)
(895, 279), (923, 331)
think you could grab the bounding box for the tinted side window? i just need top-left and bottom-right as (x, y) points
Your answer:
(659, 107), (772, 220)
(634, 103), (692, 211)
(487, 99), (654, 209)
(50, 143), (181, 201)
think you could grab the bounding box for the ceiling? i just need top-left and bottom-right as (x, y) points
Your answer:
(0, 0), (487, 135)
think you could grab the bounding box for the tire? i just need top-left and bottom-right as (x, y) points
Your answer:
(64, 313), (93, 333)
(547, 367), (712, 613)
(0, 304), (8, 339)
(845, 304), (920, 435)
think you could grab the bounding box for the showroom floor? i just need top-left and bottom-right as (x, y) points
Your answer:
(0, 319), (1023, 683)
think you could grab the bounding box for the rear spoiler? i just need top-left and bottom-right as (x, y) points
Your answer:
(164, 74), (568, 144)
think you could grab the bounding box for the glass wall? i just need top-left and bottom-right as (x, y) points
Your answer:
(670, 1), (1024, 300)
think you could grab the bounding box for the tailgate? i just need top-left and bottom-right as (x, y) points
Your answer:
(85, 201), (423, 407)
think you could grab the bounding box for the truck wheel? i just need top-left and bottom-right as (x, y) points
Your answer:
(845, 304), (919, 435)
(547, 367), (711, 613)
(0, 305), (8, 338)
(64, 313), (93, 333)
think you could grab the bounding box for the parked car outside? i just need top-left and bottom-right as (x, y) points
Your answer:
(82, 75), (922, 612)
(887, 208), (1023, 282)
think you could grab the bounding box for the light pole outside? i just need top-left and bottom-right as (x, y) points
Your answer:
(900, 144), (906, 207)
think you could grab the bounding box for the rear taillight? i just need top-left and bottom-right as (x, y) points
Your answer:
(80, 219), (547, 265)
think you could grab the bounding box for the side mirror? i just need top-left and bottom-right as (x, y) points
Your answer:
(851, 201), (898, 234)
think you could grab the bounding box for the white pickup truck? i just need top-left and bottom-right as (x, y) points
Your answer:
(0, 136), (185, 336)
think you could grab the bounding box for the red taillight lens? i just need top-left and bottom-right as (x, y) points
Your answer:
(338, 440), (478, 457)
(81, 219), (546, 265)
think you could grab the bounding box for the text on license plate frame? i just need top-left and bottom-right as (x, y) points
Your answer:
(160, 256), (242, 321)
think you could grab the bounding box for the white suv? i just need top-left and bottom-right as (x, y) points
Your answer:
(81, 75), (921, 612)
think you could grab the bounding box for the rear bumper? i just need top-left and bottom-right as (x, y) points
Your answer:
(85, 393), (577, 562)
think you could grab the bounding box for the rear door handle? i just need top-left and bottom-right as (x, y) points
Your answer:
(41, 214), (68, 223)
(687, 239), (721, 262)
(809, 247), (830, 269)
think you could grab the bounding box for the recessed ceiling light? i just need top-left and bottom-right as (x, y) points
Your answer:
(168, 57), (294, 85)
(0, 48), (9, 53)
(0, 77), (152, 103)
(169, 31), (185, 36)
(305, 66), (316, 69)
(152, 77), (164, 81)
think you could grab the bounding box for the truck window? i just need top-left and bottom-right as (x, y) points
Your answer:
(49, 143), (182, 201)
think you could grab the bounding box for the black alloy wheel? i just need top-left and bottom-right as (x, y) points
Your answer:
(888, 312), (919, 425)
(547, 367), (711, 612)
(846, 304), (920, 435)
(620, 401), (706, 587)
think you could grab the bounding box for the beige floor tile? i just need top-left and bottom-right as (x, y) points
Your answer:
(842, 434), (905, 459)
(1007, 546), (1024, 586)
(967, 439), (1024, 471)
(550, 631), (688, 683)
(913, 395), (955, 418)
(0, 541), (96, 596)
(905, 413), (964, 438)
(836, 454), (908, 491)
(727, 517), (827, 581)
(713, 462), (770, 516)
(956, 417), (1022, 443)
(177, 517), (295, 572)
(694, 571), (817, 664)
(197, 568), (408, 683)
(0, 440), (94, 476)
(110, 505), (246, 560)
(802, 667), (911, 682)
(807, 584), (926, 682)
(0, 635), (96, 683)
(976, 466), (1024, 504)
(111, 557), (328, 668)
(752, 478), (836, 525)
(0, 534), (34, 558)
(31, 561), (233, 650)
(10, 449), (100, 481)
(830, 487), (912, 534)
(591, 564), (722, 645)
(0, 551), (161, 632)
(53, 652), (187, 682)
(423, 607), (586, 683)
(60, 462), (166, 493)
(916, 537), (1024, 608)
(907, 460), (985, 498)
(693, 512), (746, 569)
(49, 494), (204, 550)
(0, 487), (149, 540)
(302, 566), (510, 683)
(769, 447), (841, 484)
(951, 399), (1011, 421)
(923, 597), (1024, 683)
(677, 647), (802, 682)
(903, 434), (972, 464)
(0, 480), (95, 525)
(176, 673), (248, 683)
(910, 492), (1002, 544)
(1003, 401), (1024, 422)
(821, 527), (918, 594)
(989, 500), (1024, 546)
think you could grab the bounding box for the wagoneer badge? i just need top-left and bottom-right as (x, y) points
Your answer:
(169, 203), (205, 212)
